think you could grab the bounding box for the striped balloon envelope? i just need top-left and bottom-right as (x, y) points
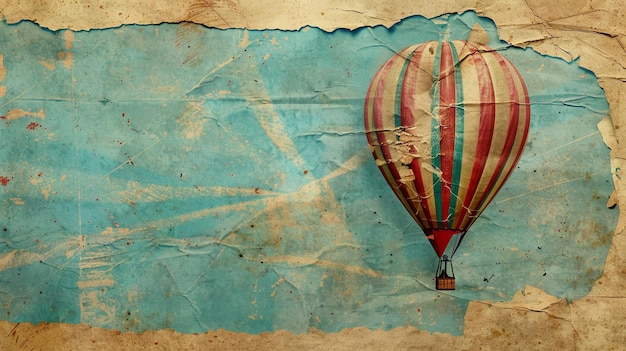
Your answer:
(364, 39), (530, 259)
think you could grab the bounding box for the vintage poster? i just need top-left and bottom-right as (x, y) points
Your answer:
(0, 1), (624, 350)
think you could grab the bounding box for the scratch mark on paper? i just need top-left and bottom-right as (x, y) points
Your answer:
(524, 131), (600, 161)
(117, 181), (283, 203)
(185, 0), (240, 28)
(495, 170), (608, 204)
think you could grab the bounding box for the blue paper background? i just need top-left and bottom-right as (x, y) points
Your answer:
(0, 12), (616, 335)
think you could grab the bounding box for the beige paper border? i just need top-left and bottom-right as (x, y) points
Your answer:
(1, 0), (625, 349)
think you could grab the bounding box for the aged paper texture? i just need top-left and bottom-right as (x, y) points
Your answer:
(0, 0), (624, 349)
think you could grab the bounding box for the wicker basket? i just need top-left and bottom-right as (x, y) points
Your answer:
(435, 255), (456, 290)
(436, 277), (456, 290)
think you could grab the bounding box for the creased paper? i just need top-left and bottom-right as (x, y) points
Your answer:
(0, 0), (625, 350)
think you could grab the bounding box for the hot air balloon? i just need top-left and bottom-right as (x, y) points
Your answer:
(364, 35), (530, 290)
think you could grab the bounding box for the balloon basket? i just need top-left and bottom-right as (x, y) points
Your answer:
(435, 255), (455, 290)
(436, 277), (455, 290)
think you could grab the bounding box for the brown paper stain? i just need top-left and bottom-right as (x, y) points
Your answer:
(0, 0), (479, 31)
(39, 59), (56, 70)
(41, 184), (52, 201)
(0, 0), (625, 349)
(76, 279), (116, 289)
(258, 255), (381, 278)
(0, 54), (5, 98)
(64, 30), (74, 49)
(57, 51), (73, 70)
(2, 108), (45, 121)
(78, 230), (121, 326)
(176, 101), (207, 140)
(0, 251), (17, 271)
(0, 250), (44, 272)
(236, 34), (309, 171)
(9, 198), (25, 205)
(0, 54), (6, 81)
(55, 30), (74, 69)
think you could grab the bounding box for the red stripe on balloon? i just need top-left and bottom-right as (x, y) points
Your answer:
(371, 54), (423, 223)
(471, 50), (522, 214)
(371, 58), (397, 163)
(458, 48), (496, 221)
(511, 61), (531, 161)
(400, 45), (433, 229)
(364, 72), (377, 148)
(438, 42), (457, 227)
(492, 59), (531, 192)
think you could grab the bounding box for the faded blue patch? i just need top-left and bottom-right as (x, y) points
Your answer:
(0, 11), (616, 336)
